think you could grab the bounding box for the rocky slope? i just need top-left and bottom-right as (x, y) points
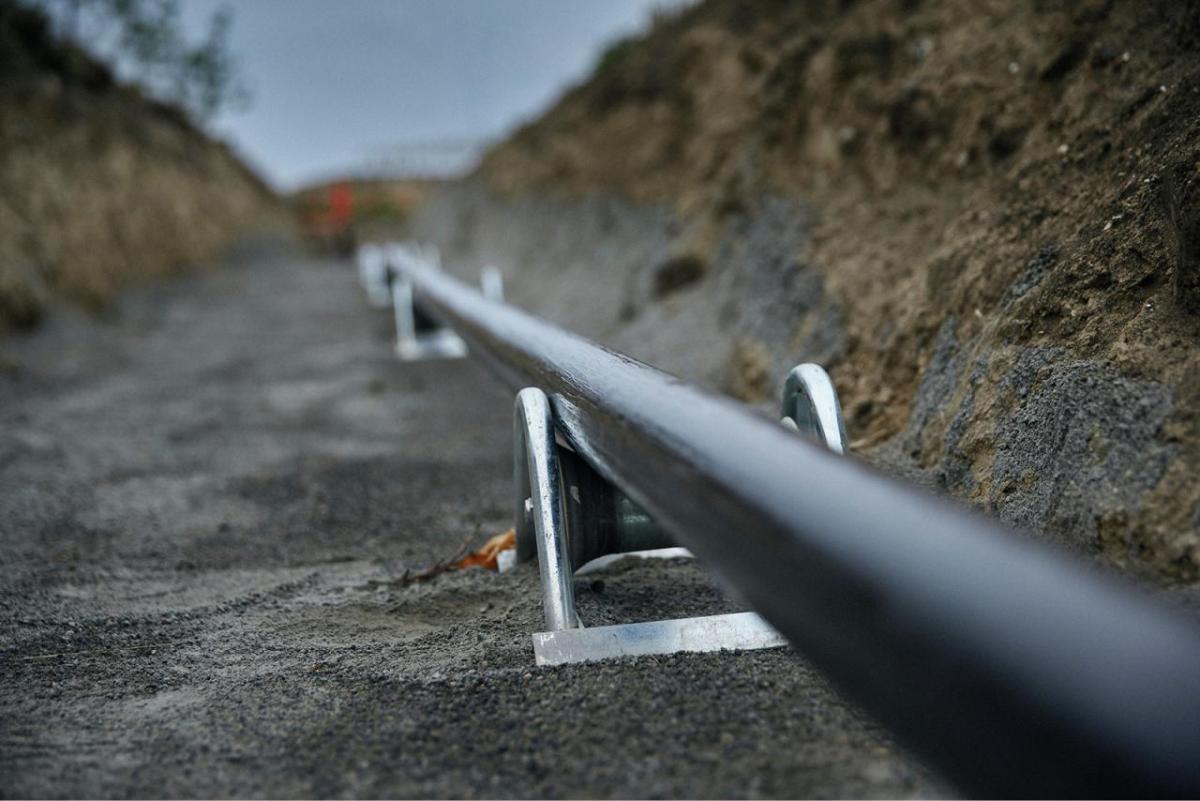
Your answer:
(411, 0), (1200, 582)
(0, 4), (284, 331)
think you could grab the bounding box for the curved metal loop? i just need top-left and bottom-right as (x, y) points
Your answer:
(391, 279), (417, 347)
(780, 363), (848, 455)
(480, 265), (504, 302)
(513, 388), (579, 631)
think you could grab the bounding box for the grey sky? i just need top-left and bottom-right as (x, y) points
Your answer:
(179, 0), (683, 190)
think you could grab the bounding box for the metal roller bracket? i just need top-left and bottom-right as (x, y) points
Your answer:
(381, 245), (507, 362)
(780, 363), (847, 454)
(513, 385), (841, 666)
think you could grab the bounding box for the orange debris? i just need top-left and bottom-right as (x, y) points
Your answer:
(451, 528), (516, 571)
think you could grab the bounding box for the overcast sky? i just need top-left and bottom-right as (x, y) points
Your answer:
(178, 1), (684, 190)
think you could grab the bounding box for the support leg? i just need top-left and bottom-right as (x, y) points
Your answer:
(513, 388), (579, 632)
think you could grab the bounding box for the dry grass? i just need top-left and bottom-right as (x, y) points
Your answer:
(0, 4), (284, 330)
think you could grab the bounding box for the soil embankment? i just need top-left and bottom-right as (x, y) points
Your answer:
(412, 0), (1200, 583)
(0, 4), (284, 331)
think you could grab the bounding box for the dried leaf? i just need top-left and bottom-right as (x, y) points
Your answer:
(451, 528), (516, 571)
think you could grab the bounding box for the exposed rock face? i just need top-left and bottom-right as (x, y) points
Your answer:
(411, 0), (1200, 582)
(0, 4), (284, 331)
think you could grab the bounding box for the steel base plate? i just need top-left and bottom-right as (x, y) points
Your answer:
(396, 330), (468, 361)
(532, 611), (786, 666)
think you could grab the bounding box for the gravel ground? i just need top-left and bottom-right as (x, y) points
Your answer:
(0, 243), (943, 798)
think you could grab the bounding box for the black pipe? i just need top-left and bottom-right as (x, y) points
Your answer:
(399, 259), (1200, 797)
